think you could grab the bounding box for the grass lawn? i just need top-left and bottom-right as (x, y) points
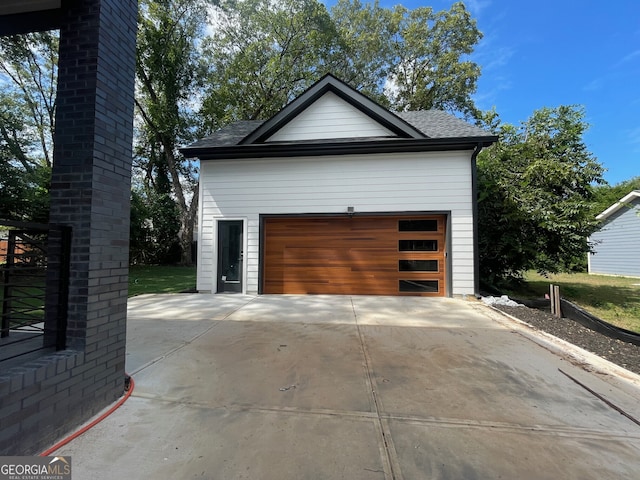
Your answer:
(128, 265), (196, 297)
(507, 271), (640, 333)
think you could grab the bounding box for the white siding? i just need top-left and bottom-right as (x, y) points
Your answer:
(198, 151), (476, 295)
(589, 199), (640, 277)
(267, 92), (394, 142)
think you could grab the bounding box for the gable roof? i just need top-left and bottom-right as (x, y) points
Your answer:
(596, 190), (640, 220)
(182, 74), (497, 160)
(242, 74), (426, 143)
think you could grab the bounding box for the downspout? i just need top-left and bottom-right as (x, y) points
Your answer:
(471, 143), (484, 299)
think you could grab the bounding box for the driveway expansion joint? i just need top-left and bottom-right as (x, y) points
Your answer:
(351, 297), (401, 480)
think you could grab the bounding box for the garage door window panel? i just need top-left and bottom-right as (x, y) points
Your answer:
(398, 239), (438, 251)
(398, 219), (439, 231)
(399, 280), (439, 293)
(398, 259), (439, 272)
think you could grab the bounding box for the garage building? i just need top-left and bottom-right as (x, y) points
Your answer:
(181, 75), (496, 297)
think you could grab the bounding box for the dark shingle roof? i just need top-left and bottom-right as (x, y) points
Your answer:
(187, 120), (264, 149)
(186, 110), (491, 150)
(395, 111), (491, 138)
(181, 73), (497, 157)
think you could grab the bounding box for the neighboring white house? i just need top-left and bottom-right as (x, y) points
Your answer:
(181, 74), (496, 297)
(588, 190), (640, 278)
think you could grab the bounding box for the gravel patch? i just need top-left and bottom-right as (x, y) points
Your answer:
(495, 305), (640, 376)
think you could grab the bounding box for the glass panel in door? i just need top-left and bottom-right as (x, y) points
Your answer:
(217, 220), (243, 293)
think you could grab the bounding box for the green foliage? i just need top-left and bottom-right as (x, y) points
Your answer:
(148, 191), (182, 264)
(201, 0), (483, 125)
(0, 32), (57, 169)
(591, 176), (640, 215)
(385, 1), (482, 117)
(0, 158), (27, 220)
(129, 189), (153, 264)
(477, 106), (605, 287)
(135, 0), (206, 264)
(321, 0), (394, 103)
(0, 32), (57, 223)
(137, 0), (206, 144)
(330, 0), (482, 117)
(202, 0), (338, 126)
(129, 186), (182, 265)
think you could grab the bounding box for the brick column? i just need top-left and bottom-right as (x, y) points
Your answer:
(0, 0), (137, 455)
(52, 0), (136, 340)
(49, 0), (136, 423)
(52, 0), (136, 363)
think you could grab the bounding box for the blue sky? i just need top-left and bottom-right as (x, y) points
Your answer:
(323, 0), (640, 185)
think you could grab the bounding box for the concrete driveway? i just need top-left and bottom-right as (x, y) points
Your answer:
(58, 295), (640, 479)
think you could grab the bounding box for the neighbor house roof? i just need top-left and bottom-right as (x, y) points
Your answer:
(181, 74), (496, 160)
(596, 190), (640, 220)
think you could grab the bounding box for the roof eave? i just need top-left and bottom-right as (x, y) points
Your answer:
(181, 136), (498, 161)
(596, 190), (640, 220)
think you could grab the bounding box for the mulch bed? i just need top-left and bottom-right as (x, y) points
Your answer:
(495, 305), (640, 376)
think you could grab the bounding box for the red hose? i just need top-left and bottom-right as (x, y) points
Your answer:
(40, 375), (135, 456)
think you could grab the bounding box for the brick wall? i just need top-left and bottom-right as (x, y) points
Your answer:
(0, 0), (137, 455)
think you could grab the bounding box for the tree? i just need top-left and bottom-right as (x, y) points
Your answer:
(477, 106), (605, 287)
(387, 2), (482, 117)
(592, 176), (640, 215)
(135, 0), (208, 264)
(202, 0), (338, 128)
(330, 0), (482, 117)
(0, 31), (57, 223)
(129, 186), (158, 265)
(322, 0), (395, 104)
(201, 0), (484, 126)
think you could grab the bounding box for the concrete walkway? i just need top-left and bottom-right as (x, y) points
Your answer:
(58, 295), (640, 479)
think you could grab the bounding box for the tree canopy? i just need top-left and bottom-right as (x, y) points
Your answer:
(202, 0), (338, 127)
(134, 0), (209, 264)
(0, 32), (57, 223)
(201, 0), (483, 126)
(477, 106), (606, 287)
(592, 176), (640, 215)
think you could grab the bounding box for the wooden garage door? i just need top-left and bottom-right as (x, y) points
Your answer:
(263, 215), (446, 296)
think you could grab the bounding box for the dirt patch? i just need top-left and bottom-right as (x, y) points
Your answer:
(495, 305), (640, 376)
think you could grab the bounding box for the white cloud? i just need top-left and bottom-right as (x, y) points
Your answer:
(583, 77), (605, 92)
(464, 0), (492, 16)
(618, 49), (640, 65)
(628, 126), (640, 145)
(480, 46), (515, 72)
(473, 74), (512, 109)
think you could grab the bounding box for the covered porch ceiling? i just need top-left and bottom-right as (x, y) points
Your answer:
(0, 0), (63, 36)
(0, 1), (61, 16)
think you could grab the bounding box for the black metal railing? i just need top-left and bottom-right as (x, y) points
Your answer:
(1, 220), (71, 365)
